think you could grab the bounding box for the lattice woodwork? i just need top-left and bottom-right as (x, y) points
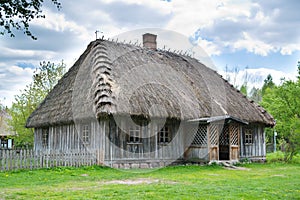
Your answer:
(209, 124), (219, 145)
(192, 124), (207, 145)
(230, 124), (239, 145)
(219, 125), (229, 145)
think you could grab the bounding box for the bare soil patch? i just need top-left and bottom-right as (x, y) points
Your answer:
(223, 166), (250, 171)
(103, 178), (177, 185)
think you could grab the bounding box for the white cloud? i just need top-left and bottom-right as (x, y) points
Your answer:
(101, 0), (172, 14)
(7, 66), (33, 76)
(0, 65), (34, 107)
(233, 32), (274, 56)
(183, 0), (300, 56)
(195, 37), (221, 56)
(0, 46), (56, 60)
(165, 0), (221, 35)
(280, 44), (300, 55)
(33, 8), (91, 41)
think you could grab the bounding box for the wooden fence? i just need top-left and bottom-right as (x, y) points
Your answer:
(0, 149), (98, 172)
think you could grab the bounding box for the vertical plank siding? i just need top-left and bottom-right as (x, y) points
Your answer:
(240, 124), (266, 161)
(103, 118), (186, 168)
(31, 118), (266, 169)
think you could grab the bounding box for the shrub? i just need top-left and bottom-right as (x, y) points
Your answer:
(266, 151), (285, 163)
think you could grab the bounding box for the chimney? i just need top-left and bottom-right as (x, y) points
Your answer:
(143, 33), (157, 50)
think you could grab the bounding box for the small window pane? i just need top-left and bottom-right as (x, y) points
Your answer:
(158, 126), (170, 144)
(128, 125), (141, 143)
(42, 128), (49, 148)
(244, 129), (253, 144)
(82, 124), (90, 144)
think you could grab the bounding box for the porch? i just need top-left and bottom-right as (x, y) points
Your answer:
(185, 116), (247, 162)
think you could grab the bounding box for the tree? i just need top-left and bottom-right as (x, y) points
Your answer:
(0, 101), (9, 135)
(249, 87), (262, 103)
(240, 84), (247, 96)
(261, 66), (300, 161)
(261, 74), (275, 97)
(297, 61), (300, 80)
(286, 116), (300, 161)
(0, 102), (5, 130)
(0, 0), (61, 40)
(8, 61), (66, 148)
(0, 100), (4, 110)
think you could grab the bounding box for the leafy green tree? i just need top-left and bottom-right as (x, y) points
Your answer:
(286, 116), (300, 161)
(261, 65), (300, 161)
(261, 74), (275, 97)
(0, 0), (61, 39)
(8, 61), (66, 148)
(240, 84), (247, 96)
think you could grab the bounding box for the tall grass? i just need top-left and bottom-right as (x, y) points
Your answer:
(266, 151), (300, 164)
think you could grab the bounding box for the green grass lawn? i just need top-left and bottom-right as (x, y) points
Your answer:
(0, 163), (299, 200)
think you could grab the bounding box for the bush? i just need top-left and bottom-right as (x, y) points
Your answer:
(266, 151), (285, 163)
(288, 153), (300, 164)
(267, 151), (300, 164)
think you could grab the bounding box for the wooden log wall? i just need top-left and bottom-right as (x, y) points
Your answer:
(104, 118), (186, 167)
(34, 119), (107, 164)
(35, 124), (82, 151)
(240, 123), (266, 161)
(33, 118), (267, 167)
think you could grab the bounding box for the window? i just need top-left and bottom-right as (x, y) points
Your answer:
(158, 126), (170, 144)
(128, 125), (141, 143)
(82, 124), (90, 144)
(0, 136), (8, 148)
(42, 128), (49, 148)
(244, 129), (253, 144)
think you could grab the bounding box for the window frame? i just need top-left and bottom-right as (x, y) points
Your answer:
(82, 124), (90, 144)
(0, 136), (8, 148)
(158, 125), (171, 144)
(42, 128), (49, 148)
(128, 125), (142, 143)
(244, 129), (253, 145)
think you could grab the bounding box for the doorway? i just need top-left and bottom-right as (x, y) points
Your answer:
(219, 125), (229, 160)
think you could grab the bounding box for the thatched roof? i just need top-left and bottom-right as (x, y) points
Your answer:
(0, 110), (15, 136)
(26, 39), (275, 128)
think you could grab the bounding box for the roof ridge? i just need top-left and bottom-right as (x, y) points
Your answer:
(95, 38), (197, 59)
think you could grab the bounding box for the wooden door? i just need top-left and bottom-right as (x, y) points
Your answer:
(219, 125), (229, 160)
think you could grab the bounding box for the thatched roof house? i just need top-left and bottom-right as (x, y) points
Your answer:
(26, 33), (274, 168)
(0, 109), (15, 149)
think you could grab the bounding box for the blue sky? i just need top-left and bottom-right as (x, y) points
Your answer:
(212, 50), (299, 73)
(0, 0), (299, 106)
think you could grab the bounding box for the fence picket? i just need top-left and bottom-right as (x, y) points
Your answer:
(9, 150), (12, 171)
(0, 149), (98, 172)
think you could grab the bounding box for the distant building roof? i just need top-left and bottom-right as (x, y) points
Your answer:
(0, 110), (15, 136)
